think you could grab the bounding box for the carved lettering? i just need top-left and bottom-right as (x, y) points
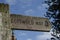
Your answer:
(36, 22), (43, 25)
(45, 21), (49, 26)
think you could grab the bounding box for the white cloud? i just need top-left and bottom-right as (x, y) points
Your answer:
(37, 4), (49, 17)
(37, 4), (48, 11)
(24, 9), (34, 15)
(21, 32), (27, 36)
(17, 32), (27, 36)
(19, 0), (32, 8)
(36, 32), (51, 40)
(42, 4), (49, 8)
(27, 38), (32, 40)
(14, 32), (27, 37)
(20, 0), (32, 3)
(5, 0), (16, 5)
(37, 4), (49, 12)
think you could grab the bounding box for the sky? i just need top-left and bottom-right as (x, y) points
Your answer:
(1, 0), (48, 17)
(13, 30), (51, 40)
(0, 0), (52, 40)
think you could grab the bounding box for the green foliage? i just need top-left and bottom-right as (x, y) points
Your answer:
(45, 0), (60, 32)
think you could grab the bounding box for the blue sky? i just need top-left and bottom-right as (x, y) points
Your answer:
(0, 0), (51, 40)
(2, 0), (48, 17)
(13, 30), (51, 40)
